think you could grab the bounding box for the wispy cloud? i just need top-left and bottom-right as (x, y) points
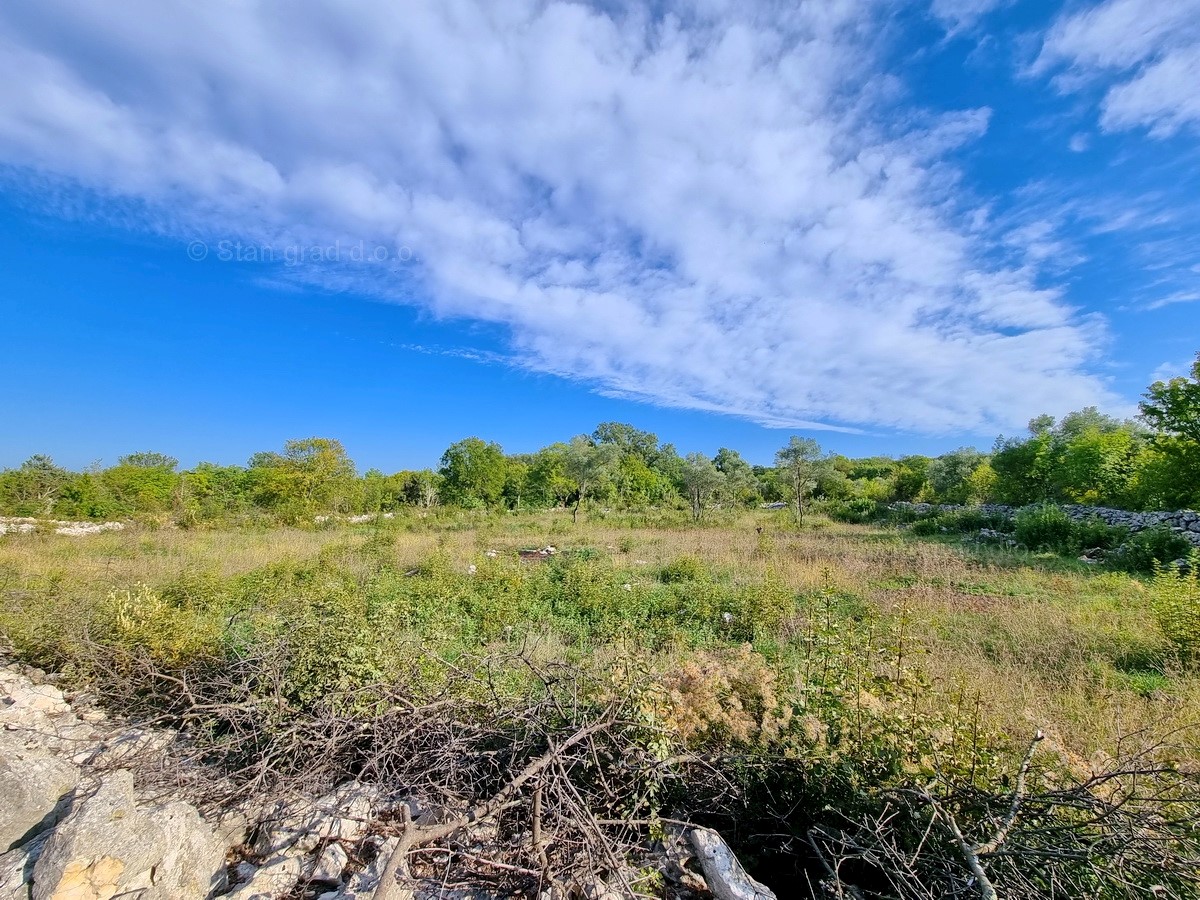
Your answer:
(1035, 0), (1200, 136)
(929, 0), (1010, 34)
(0, 0), (1115, 434)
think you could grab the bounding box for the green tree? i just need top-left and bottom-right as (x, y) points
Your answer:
(563, 435), (619, 522)
(891, 455), (931, 502)
(181, 463), (251, 522)
(525, 445), (572, 508)
(103, 452), (181, 515)
(118, 451), (179, 470)
(681, 452), (725, 521)
(591, 422), (660, 463)
(714, 447), (759, 505)
(438, 438), (507, 508)
(282, 437), (357, 512)
(0, 455), (69, 516)
(401, 469), (442, 508)
(503, 458), (529, 509)
(927, 447), (987, 504)
(775, 437), (828, 524)
(1140, 354), (1200, 508)
(993, 410), (1148, 507)
(992, 426), (1056, 505)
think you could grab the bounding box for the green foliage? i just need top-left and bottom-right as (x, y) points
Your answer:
(1014, 504), (1078, 553)
(4, 374), (1200, 532)
(1108, 527), (1194, 575)
(1141, 353), (1200, 445)
(0, 455), (70, 516)
(118, 451), (179, 470)
(562, 435), (620, 521)
(927, 447), (989, 504)
(713, 447), (760, 505)
(1150, 555), (1200, 663)
(1073, 517), (1128, 551)
(776, 436), (828, 524)
(660, 555), (710, 584)
(680, 452), (724, 521)
(993, 409), (1148, 508)
(438, 437), (507, 508)
(906, 507), (1010, 536)
(824, 498), (880, 524)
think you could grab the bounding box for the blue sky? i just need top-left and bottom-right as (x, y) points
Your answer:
(1, 0), (1198, 471)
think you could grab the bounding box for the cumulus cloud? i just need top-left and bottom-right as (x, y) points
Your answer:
(0, 0), (1113, 433)
(1036, 0), (1200, 136)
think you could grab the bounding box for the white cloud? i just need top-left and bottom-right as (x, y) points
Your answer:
(1145, 290), (1200, 311)
(930, 0), (1008, 33)
(1036, 0), (1200, 136)
(1151, 360), (1192, 383)
(0, 0), (1114, 434)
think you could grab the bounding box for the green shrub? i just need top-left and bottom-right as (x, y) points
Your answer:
(1150, 555), (1200, 662)
(908, 517), (947, 536)
(660, 556), (711, 584)
(1109, 527), (1195, 574)
(824, 499), (879, 524)
(1014, 504), (1077, 553)
(1073, 517), (1128, 551)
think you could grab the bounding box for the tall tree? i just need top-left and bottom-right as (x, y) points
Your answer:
(713, 447), (758, 505)
(681, 452), (725, 522)
(282, 437), (357, 511)
(118, 451), (179, 470)
(775, 437), (827, 524)
(1140, 353), (1200, 508)
(438, 438), (507, 508)
(563, 435), (619, 522)
(1141, 354), (1200, 444)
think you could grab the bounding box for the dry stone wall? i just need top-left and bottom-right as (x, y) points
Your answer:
(892, 503), (1200, 548)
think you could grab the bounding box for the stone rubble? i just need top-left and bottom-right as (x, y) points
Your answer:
(0, 518), (125, 537)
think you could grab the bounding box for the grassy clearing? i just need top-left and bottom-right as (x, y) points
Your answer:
(2, 508), (1197, 895)
(2, 508), (1194, 764)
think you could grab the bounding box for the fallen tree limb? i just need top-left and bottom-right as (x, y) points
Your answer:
(689, 827), (777, 900)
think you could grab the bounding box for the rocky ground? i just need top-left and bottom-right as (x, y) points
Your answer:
(0, 518), (125, 537)
(0, 658), (770, 900)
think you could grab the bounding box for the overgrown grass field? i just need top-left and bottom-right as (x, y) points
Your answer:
(2, 509), (1198, 896)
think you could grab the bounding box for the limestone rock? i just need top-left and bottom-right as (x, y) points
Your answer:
(31, 771), (226, 900)
(0, 734), (79, 852)
(223, 854), (301, 900)
(0, 829), (53, 900)
(253, 782), (386, 857)
(311, 842), (349, 885)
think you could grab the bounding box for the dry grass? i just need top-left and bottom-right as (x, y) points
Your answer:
(1, 508), (1195, 770)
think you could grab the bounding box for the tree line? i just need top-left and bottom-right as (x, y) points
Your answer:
(2, 354), (1198, 523)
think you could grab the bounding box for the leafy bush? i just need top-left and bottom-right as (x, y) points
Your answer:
(943, 507), (1010, 532)
(1073, 517), (1128, 551)
(1109, 527), (1195, 574)
(1150, 555), (1200, 662)
(824, 498), (879, 524)
(908, 516), (947, 536)
(659, 555), (710, 584)
(1014, 504), (1077, 553)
